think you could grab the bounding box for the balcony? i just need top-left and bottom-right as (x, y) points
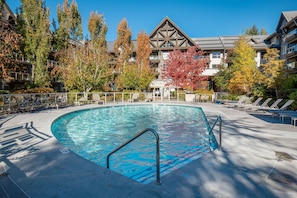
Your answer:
(128, 57), (136, 62)
(149, 55), (160, 62)
(47, 60), (59, 68)
(287, 62), (296, 69)
(285, 29), (297, 43)
(10, 72), (31, 81)
(286, 44), (297, 58)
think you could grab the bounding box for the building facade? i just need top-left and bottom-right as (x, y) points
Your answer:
(107, 17), (270, 91)
(2, 1), (297, 92)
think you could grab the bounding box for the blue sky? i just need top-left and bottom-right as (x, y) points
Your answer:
(7, 0), (297, 41)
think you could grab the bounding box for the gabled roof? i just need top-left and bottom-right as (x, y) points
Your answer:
(148, 16), (195, 50)
(0, 2), (16, 21)
(276, 11), (297, 31)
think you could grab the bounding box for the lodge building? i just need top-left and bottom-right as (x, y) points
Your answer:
(1, 2), (297, 92)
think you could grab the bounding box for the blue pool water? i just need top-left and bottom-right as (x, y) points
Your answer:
(51, 104), (218, 184)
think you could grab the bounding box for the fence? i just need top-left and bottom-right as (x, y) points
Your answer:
(0, 92), (215, 115)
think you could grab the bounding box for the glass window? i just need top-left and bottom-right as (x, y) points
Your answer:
(212, 52), (221, 59)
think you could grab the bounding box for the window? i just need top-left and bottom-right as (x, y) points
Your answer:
(211, 64), (220, 69)
(212, 52), (221, 59)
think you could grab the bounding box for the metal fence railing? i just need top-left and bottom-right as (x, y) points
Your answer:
(0, 92), (214, 115)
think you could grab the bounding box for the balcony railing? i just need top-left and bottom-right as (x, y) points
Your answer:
(129, 57), (136, 62)
(287, 45), (297, 54)
(149, 56), (160, 61)
(287, 62), (296, 69)
(285, 29), (297, 42)
(10, 72), (31, 81)
(47, 60), (59, 68)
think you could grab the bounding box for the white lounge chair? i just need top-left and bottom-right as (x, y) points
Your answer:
(128, 93), (139, 102)
(145, 93), (153, 102)
(239, 97), (263, 110)
(92, 93), (104, 104)
(225, 95), (251, 108)
(254, 98), (283, 111)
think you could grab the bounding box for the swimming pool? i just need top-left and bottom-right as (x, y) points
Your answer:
(51, 104), (218, 184)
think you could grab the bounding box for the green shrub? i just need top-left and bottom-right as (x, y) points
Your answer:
(289, 90), (297, 110)
(15, 87), (54, 94)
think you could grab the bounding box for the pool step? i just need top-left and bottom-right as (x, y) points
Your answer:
(130, 144), (211, 184)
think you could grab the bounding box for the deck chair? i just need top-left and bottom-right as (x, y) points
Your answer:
(77, 96), (89, 106)
(225, 95), (251, 108)
(268, 100), (294, 112)
(92, 93), (104, 104)
(248, 97), (272, 111)
(278, 99), (294, 110)
(128, 93), (139, 102)
(240, 97), (263, 110)
(145, 93), (153, 102)
(254, 98), (283, 111)
(200, 95), (210, 103)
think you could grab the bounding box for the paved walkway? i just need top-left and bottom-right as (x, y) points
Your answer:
(0, 102), (297, 198)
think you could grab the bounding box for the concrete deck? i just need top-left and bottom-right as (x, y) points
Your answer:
(1, 102), (297, 198)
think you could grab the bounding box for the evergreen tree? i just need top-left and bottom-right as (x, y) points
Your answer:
(245, 24), (267, 35)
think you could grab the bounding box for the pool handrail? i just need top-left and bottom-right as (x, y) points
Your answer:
(209, 116), (222, 150)
(106, 128), (161, 185)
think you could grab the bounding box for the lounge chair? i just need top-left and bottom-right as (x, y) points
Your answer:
(239, 97), (263, 110)
(200, 95), (210, 103)
(253, 98), (283, 111)
(225, 95), (252, 108)
(128, 93), (139, 102)
(145, 93), (153, 102)
(92, 93), (104, 104)
(76, 96), (89, 106)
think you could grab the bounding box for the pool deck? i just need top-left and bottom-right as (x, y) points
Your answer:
(1, 102), (297, 198)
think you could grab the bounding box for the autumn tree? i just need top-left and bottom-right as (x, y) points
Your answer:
(118, 30), (153, 90)
(260, 48), (285, 98)
(214, 49), (234, 91)
(19, 0), (51, 87)
(61, 12), (109, 94)
(114, 18), (134, 89)
(55, 0), (83, 50)
(0, 7), (23, 88)
(162, 45), (208, 91)
(118, 62), (139, 90)
(136, 31), (155, 90)
(228, 37), (260, 94)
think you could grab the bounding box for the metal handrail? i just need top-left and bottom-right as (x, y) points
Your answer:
(106, 128), (161, 185)
(209, 116), (222, 150)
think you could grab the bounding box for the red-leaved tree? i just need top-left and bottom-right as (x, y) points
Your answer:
(162, 45), (208, 91)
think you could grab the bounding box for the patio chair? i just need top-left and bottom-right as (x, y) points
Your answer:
(92, 93), (104, 104)
(128, 93), (139, 102)
(145, 92), (153, 102)
(244, 97), (272, 111)
(253, 98), (283, 111)
(239, 97), (263, 110)
(200, 95), (210, 103)
(225, 95), (251, 108)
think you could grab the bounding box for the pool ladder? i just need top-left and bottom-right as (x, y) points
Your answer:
(208, 116), (222, 150)
(106, 128), (161, 185)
